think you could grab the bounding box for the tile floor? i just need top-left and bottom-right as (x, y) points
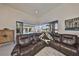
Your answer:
(0, 42), (15, 56)
(35, 47), (65, 56)
(0, 43), (65, 56)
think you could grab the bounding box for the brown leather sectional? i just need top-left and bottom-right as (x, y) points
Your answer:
(11, 33), (79, 56)
(11, 33), (46, 56)
(49, 33), (79, 56)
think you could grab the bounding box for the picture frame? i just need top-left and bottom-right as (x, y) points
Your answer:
(65, 17), (79, 31)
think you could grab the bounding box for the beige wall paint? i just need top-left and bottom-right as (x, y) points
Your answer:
(0, 4), (36, 29)
(39, 3), (79, 36)
(0, 3), (79, 37)
(0, 4), (36, 42)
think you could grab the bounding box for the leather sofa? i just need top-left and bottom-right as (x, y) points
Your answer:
(11, 33), (79, 56)
(49, 33), (79, 56)
(11, 33), (46, 56)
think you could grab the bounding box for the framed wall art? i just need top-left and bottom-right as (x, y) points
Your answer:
(65, 17), (79, 31)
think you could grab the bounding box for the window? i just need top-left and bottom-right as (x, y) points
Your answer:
(29, 28), (32, 32)
(55, 23), (58, 33)
(16, 21), (23, 35)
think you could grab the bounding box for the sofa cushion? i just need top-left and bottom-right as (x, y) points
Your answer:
(54, 37), (61, 42)
(62, 34), (77, 45)
(62, 38), (75, 45)
(19, 38), (32, 47)
(53, 33), (61, 42)
(60, 44), (77, 53)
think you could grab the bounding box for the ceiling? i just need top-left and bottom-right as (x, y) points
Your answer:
(5, 3), (62, 18)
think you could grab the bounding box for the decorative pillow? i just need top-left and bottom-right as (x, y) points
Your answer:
(53, 33), (61, 42)
(54, 37), (60, 42)
(19, 38), (32, 46)
(36, 36), (40, 42)
(62, 37), (76, 45)
(31, 36), (41, 44)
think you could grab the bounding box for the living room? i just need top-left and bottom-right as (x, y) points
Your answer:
(0, 3), (79, 56)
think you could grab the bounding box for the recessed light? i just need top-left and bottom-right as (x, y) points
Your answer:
(35, 10), (39, 14)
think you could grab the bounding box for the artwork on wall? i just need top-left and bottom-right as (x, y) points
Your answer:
(65, 17), (79, 31)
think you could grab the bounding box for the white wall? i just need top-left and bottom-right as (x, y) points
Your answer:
(0, 3), (79, 38)
(39, 3), (79, 36)
(0, 4), (36, 42)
